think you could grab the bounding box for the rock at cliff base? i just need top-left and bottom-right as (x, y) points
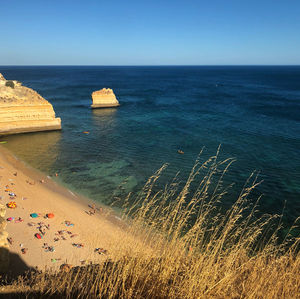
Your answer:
(0, 73), (5, 81)
(0, 217), (6, 231)
(91, 88), (120, 108)
(0, 73), (61, 136)
(0, 204), (6, 218)
(0, 204), (9, 273)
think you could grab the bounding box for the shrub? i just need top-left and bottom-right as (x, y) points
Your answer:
(5, 80), (15, 88)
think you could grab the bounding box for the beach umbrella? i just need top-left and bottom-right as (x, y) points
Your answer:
(35, 233), (43, 239)
(46, 213), (55, 219)
(7, 217), (14, 222)
(30, 213), (39, 218)
(7, 201), (17, 209)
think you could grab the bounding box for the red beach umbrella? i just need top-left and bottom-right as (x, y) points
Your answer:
(35, 233), (43, 239)
(47, 213), (55, 219)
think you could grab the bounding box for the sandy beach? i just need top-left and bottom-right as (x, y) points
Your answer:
(0, 145), (139, 276)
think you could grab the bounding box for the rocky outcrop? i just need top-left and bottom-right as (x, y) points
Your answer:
(0, 203), (9, 273)
(0, 73), (61, 136)
(91, 88), (120, 108)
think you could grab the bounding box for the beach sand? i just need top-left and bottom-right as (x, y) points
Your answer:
(0, 145), (141, 276)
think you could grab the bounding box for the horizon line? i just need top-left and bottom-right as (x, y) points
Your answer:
(1, 64), (300, 67)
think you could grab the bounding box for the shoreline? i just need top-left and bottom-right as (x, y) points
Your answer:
(0, 144), (102, 212)
(0, 145), (137, 277)
(0, 145), (125, 226)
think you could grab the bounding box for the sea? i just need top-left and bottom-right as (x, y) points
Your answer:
(0, 66), (299, 229)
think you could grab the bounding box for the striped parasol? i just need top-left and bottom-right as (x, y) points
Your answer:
(7, 201), (17, 209)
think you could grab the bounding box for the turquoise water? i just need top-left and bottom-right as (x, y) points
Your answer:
(0, 66), (299, 227)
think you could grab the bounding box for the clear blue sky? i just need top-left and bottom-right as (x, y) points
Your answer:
(1, 0), (299, 65)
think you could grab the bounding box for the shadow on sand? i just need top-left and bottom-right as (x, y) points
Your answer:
(0, 258), (121, 298)
(0, 248), (38, 298)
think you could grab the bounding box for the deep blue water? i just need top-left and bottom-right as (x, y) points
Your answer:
(1, 66), (299, 227)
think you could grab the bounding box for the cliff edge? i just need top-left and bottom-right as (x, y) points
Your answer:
(91, 88), (120, 108)
(0, 73), (61, 136)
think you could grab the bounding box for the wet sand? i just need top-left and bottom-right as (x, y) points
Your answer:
(0, 145), (141, 274)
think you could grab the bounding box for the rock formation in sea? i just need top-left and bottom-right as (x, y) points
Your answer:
(91, 88), (120, 108)
(0, 73), (61, 135)
(0, 203), (9, 273)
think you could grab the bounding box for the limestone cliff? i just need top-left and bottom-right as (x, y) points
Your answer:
(91, 88), (120, 108)
(0, 73), (61, 136)
(0, 203), (9, 273)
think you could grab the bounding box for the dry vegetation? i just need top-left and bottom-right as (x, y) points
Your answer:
(1, 149), (299, 298)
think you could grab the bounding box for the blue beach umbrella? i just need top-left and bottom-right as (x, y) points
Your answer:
(30, 213), (39, 218)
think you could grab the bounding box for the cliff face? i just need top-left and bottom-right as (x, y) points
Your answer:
(0, 73), (61, 136)
(0, 203), (9, 273)
(91, 88), (120, 108)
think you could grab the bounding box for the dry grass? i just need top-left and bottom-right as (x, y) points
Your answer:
(1, 149), (299, 298)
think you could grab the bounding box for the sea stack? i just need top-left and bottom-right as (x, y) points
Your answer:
(0, 73), (61, 136)
(91, 88), (120, 108)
